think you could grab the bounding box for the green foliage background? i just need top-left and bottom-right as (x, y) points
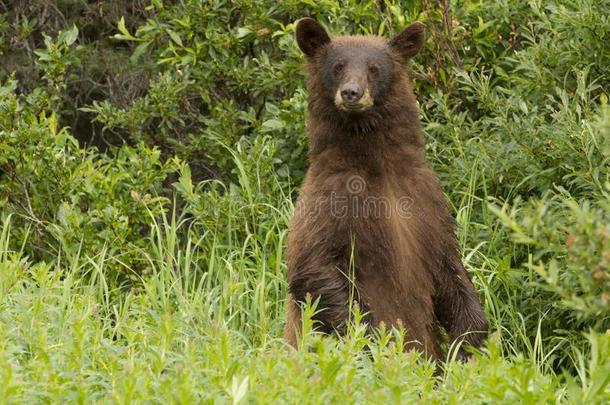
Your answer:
(0, 0), (609, 402)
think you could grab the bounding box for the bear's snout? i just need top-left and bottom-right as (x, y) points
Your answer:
(340, 83), (363, 103)
(335, 81), (374, 112)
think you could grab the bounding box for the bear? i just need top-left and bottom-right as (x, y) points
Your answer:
(284, 17), (488, 361)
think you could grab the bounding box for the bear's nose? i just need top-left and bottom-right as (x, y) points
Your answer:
(340, 83), (363, 103)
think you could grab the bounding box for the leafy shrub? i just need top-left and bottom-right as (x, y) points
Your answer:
(0, 0), (154, 146)
(0, 75), (173, 282)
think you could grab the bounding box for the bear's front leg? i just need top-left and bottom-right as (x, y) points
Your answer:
(286, 261), (353, 343)
(434, 254), (488, 361)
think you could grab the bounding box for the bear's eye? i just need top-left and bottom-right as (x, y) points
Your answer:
(334, 62), (345, 75)
(368, 65), (380, 75)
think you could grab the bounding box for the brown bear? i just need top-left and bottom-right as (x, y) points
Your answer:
(284, 18), (488, 361)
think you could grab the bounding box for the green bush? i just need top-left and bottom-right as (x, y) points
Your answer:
(0, 74), (174, 283)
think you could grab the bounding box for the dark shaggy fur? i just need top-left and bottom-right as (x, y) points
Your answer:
(285, 18), (487, 361)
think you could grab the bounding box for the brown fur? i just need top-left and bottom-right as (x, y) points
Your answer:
(285, 19), (487, 361)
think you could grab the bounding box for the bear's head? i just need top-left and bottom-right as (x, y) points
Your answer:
(296, 18), (424, 118)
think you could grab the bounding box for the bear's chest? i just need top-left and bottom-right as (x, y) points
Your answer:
(301, 169), (420, 249)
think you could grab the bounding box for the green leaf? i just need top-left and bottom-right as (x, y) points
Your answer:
(236, 27), (252, 39)
(115, 17), (136, 41)
(262, 119), (283, 130)
(167, 29), (183, 46)
(33, 49), (50, 61)
(130, 41), (151, 64)
(64, 25), (79, 46)
(230, 376), (248, 405)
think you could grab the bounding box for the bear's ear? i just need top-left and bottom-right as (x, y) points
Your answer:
(389, 22), (425, 60)
(296, 18), (331, 57)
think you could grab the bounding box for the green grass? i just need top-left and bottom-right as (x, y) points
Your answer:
(1, 191), (608, 404)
